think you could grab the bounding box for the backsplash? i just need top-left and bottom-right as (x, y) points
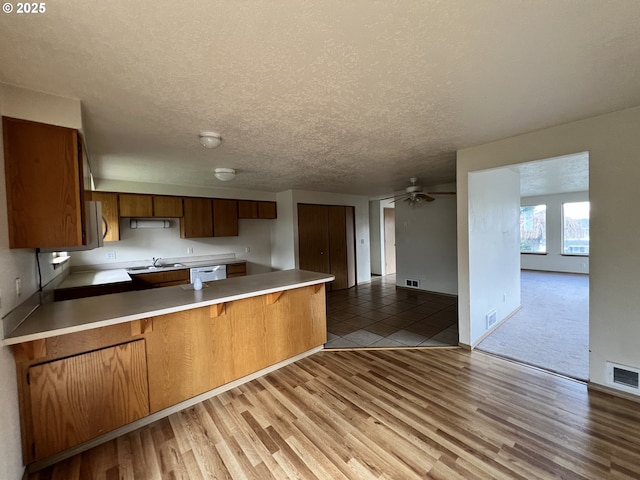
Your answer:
(70, 218), (274, 275)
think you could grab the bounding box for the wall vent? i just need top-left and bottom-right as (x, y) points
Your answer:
(486, 309), (497, 329)
(405, 279), (420, 288)
(606, 362), (640, 393)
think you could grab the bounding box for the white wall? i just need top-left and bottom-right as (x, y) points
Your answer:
(521, 191), (590, 274)
(0, 84), (83, 480)
(369, 200), (382, 275)
(457, 105), (640, 394)
(394, 183), (457, 295)
(71, 218), (273, 275)
(271, 190), (296, 270)
(466, 169), (521, 345)
(272, 190), (371, 283)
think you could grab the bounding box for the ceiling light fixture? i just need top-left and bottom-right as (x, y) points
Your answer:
(199, 131), (221, 148)
(214, 168), (236, 181)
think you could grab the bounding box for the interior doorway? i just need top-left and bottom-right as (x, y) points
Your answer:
(383, 207), (396, 275)
(470, 152), (590, 380)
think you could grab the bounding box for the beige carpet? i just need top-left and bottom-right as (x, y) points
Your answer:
(477, 270), (589, 380)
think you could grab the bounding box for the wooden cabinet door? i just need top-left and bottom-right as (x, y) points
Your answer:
(212, 199), (239, 237)
(130, 269), (189, 289)
(227, 262), (247, 278)
(181, 197), (213, 238)
(28, 340), (149, 460)
(119, 193), (153, 217)
(297, 204), (330, 274)
(153, 195), (183, 217)
(238, 200), (258, 219)
(3, 117), (85, 249)
(258, 201), (277, 219)
(92, 192), (120, 242)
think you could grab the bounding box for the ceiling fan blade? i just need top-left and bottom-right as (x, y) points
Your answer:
(380, 193), (409, 200)
(417, 193), (435, 202)
(425, 191), (456, 195)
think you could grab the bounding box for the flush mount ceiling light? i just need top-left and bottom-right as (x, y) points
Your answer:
(199, 131), (221, 148)
(214, 167), (236, 181)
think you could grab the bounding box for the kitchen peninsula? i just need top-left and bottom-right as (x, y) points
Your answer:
(5, 269), (333, 467)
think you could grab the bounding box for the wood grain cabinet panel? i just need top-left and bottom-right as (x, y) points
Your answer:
(212, 199), (239, 236)
(226, 262), (247, 278)
(3, 116), (86, 249)
(118, 194), (153, 217)
(153, 195), (183, 217)
(238, 200), (258, 219)
(28, 340), (149, 460)
(129, 269), (189, 289)
(258, 201), (277, 219)
(92, 192), (120, 242)
(145, 284), (326, 413)
(181, 197), (213, 238)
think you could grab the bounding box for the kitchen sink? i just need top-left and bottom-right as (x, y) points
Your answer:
(127, 263), (186, 272)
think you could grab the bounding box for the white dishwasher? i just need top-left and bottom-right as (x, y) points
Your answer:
(189, 265), (227, 283)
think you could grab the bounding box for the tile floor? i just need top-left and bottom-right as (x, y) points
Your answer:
(324, 274), (459, 348)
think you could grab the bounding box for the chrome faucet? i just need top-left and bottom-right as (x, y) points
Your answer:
(152, 257), (162, 267)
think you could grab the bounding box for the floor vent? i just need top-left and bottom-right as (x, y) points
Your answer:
(405, 279), (420, 288)
(607, 362), (640, 393)
(486, 310), (497, 329)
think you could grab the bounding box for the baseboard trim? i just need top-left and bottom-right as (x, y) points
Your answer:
(458, 342), (472, 351)
(470, 305), (522, 348)
(588, 381), (640, 404)
(27, 345), (323, 473)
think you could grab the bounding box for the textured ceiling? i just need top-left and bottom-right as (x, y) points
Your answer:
(1, 1), (639, 196)
(518, 152), (589, 197)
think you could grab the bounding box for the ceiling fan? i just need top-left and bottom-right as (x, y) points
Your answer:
(382, 178), (456, 205)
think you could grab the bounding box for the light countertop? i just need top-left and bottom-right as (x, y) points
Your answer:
(5, 269), (334, 345)
(56, 269), (133, 289)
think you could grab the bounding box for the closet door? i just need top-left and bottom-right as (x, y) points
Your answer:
(328, 206), (352, 289)
(298, 204), (330, 274)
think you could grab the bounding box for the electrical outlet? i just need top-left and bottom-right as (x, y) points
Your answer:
(503, 293), (507, 302)
(15, 278), (21, 297)
(245, 247), (250, 253)
(106, 251), (117, 260)
(187, 247), (194, 254)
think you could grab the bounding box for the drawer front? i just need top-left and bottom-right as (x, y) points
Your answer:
(227, 263), (246, 275)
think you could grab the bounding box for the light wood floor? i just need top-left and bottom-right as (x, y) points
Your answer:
(30, 348), (640, 479)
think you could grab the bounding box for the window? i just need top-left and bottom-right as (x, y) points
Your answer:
(520, 205), (547, 253)
(563, 201), (589, 255)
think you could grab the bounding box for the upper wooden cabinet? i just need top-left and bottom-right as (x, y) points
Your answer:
(118, 193), (153, 217)
(92, 192), (120, 242)
(258, 201), (277, 219)
(3, 117), (87, 249)
(238, 200), (277, 219)
(153, 195), (183, 217)
(213, 199), (239, 236)
(181, 197), (213, 238)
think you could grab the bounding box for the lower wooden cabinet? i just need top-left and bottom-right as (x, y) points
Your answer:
(27, 340), (149, 460)
(145, 284), (326, 412)
(129, 269), (190, 289)
(12, 283), (326, 464)
(227, 262), (247, 278)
